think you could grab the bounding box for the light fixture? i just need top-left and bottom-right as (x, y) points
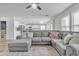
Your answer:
(26, 3), (42, 10)
(40, 21), (44, 24)
(31, 4), (37, 9)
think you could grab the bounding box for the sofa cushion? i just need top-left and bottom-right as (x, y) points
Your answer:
(41, 31), (48, 37)
(51, 39), (63, 43)
(56, 40), (66, 50)
(41, 37), (51, 41)
(32, 37), (41, 41)
(69, 38), (79, 44)
(64, 34), (72, 44)
(51, 39), (61, 46)
(33, 31), (41, 37)
(69, 34), (79, 44)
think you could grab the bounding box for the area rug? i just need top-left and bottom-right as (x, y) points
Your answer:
(0, 45), (59, 56)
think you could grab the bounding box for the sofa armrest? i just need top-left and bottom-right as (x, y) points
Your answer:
(66, 44), (79, 56)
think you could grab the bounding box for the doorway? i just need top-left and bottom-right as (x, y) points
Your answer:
(0, 21), (6, 40)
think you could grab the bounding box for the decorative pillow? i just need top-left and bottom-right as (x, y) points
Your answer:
(33, 31), (41, 37)
(49, 32), (60, 39)
(49, 32), (57, 39)
(64, 34), (73, 44)
(57, 33), (63, 39)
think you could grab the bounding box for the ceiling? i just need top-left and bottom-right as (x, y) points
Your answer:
(0, 3), (73, 24)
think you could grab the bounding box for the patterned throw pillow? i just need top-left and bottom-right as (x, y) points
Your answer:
(49, 32), (62, 39)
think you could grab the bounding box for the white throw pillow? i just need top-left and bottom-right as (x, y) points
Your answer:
(64, 34), (72, 44)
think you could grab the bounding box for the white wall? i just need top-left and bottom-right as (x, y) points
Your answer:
(14, 19), (26, 40)
(7, 17), (15, 40)
(0, 16), (26, 40)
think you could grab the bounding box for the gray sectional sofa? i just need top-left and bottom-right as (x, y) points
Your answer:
(31, 30), (68, 56)
(32, 31), (51, 44)
(7, 30), (79, 56)
(32, 30), (72, 56)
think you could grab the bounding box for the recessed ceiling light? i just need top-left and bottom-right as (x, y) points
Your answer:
(40, 21), (44, 24)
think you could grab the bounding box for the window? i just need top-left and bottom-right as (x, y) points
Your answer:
(61, 15), (70, 31)
(41, 25), (45, 30)
(73, 11), (79, 31)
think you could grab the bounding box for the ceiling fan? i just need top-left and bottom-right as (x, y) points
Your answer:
(26, 3), (42, 10)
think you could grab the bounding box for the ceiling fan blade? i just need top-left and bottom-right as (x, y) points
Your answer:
(26, 5), (31, 9)
(36, 3), (40, 4)
(37, 6), (42, 10)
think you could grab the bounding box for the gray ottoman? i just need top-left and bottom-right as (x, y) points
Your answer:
(8, 39), (31, 52)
